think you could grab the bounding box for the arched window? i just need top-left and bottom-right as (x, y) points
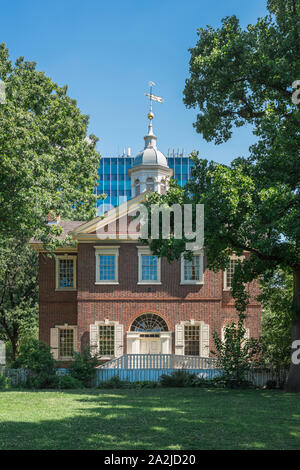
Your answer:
(146, 177), (154, 192)
(160, 179), (166, 195)
(135, 179), (140, 196)
(131, 313), (169, 332)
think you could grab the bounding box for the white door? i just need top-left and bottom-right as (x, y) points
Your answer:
(140, 338), (161, 354)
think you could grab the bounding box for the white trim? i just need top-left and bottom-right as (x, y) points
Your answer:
(223, 255), (245, 291)
(180, 251), (204, 285)
(94, 246), (119, 284)
(91, 320), (123, 360)
(137, 247), (161, 284)
(70, 192), (146, 236)
(176, 320), (209, 357)
(55, 254), (77, 290)
(54, 324), (78, 361)
(126, 331), (172, 354)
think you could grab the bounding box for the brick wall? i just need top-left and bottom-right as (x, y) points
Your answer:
(38, 243), (261, 355)
(38, 253), (77, 344)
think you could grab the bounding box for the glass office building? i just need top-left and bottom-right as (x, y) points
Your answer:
(96, 150), (193, 214)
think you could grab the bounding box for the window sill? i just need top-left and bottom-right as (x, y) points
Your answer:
(95, 281), (119, 285)
(137, 281), (162, 285)
(180, 281), (204, 285)
(55, 288), (77, 291)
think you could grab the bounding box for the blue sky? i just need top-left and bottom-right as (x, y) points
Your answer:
(1, 0), (268, 164)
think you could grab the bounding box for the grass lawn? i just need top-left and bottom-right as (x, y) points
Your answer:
(0, 388), (300, 450)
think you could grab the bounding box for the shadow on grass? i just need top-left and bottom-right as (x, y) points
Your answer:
(0, 388), (300, 450)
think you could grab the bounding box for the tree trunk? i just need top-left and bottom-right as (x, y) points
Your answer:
(11, 337), (18, 362)
(285, 266), (300, 392)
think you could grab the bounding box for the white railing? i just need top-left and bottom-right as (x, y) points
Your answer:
(98, 354), (218, 370)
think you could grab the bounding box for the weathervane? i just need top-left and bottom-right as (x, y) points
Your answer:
(144, 81), (164, 121)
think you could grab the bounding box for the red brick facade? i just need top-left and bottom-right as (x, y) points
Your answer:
(38, 241), (261, 359)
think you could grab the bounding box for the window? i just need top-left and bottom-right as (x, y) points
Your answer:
(50, 325), (77, 360)
(184, 325), (200, 355)
(181, 252), (204, 284)
(137, 247), (161, 284)
(99, 325), (115, 356)
(142, 255), (158, 281)
(131, 313), (168, 332)
(135, 179), (140, 196)
(94, 246), (119, 284)
(90, 321), (124, 358)
(221, 325), (250, 345)
(59, 328), (74, 358)
(224, 255), (245, 290)
(175, 321), (209, 357)
(99, 255), (115, 280)
(160, 179), (166, 195)
(55, 255), (76, 290)
(146, 177), (154, 192)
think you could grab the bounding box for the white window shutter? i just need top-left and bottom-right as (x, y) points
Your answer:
(50, 328), (59, 360)
(114, 324), (124, 358)
(200, 323), (209, 357)
(200, 253), (204, 283)
(221, 326), (225, 342)
(175, 323), (184, 355)
(73, 327), (78, 353)
(90, 324), (99, 356)
(245, 328), (250, 339)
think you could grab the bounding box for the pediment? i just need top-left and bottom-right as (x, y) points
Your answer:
(70, 192), (146, 240)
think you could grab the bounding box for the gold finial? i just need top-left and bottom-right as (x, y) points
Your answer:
(144, 81), (163, 122)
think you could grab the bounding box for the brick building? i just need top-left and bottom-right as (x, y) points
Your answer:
(31, 109), (261, 363)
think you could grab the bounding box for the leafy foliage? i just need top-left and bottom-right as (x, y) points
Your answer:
(12, 339), (58, 389)
(0, 43), (102, 244)
(212, 317), (262, 387)
(159, 370), (197, 387)
(0, 240), (38, 360)
(144, 0), (300, 391)
(68, 348), (98, 388)
(0, 373), (11, 389)
(57, 374), (83, 389)
(260, 269), (293, 382)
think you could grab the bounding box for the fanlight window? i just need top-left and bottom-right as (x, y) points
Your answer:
(131, 314), (168, 332)
(146, 177), (154, 192)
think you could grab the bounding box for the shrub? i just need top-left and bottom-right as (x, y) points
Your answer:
(212, 316), (262, 388)
(98, 375), (132, 389)
(27, 372), (58, 389)
(265, 379), (277, 389)
(57, 374), (83, 389)
(12, 340), (56, 375)
(0, 374), (11, 389)
(135, 381), (158, 389)
(69, 348), (98, 388)
(12, 340), (58, 389)
(160, 370), (197, 387)
(97, 377), (158, 389)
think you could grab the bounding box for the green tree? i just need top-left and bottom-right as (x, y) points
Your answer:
(0, 239), (38, 360)
(0, 43), (101, 244)
(145, 1), (300, 391)
(260, 269), (293, 385)
(212, 317), (261, 387)
(0, 45), (103, 360)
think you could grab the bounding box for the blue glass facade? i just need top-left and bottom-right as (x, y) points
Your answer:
(96, 152), (193, 214)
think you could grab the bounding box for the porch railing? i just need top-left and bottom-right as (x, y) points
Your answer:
(98, 354), (218, 370)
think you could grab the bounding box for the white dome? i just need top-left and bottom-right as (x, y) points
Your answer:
(133, 147), (168, 167)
